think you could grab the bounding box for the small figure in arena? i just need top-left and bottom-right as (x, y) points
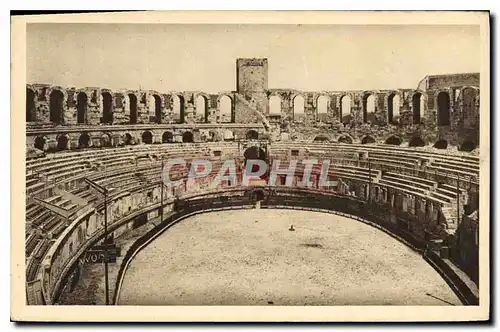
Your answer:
(289, 225), (295, 231)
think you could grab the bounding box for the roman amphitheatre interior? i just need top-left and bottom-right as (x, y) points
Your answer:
(24, 36), (480, 305)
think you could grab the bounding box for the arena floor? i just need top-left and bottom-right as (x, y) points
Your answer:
(117, 209), (461, 305)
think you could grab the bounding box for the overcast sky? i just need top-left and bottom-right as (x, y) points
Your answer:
(26, 23), (480, 93)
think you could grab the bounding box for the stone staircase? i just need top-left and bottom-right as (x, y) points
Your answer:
(234, 93), (271, 131)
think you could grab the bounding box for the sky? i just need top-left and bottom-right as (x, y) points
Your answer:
(26, 23), (480, 93)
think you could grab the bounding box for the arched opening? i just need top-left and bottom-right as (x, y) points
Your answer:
(412, 93), (423, 124)
(293, 95), (305, 122)
(128, 94), (138, 124)
(219, 95), (232, 123)
(246, 130), (259, 140)
(77, 92), (88, 124)
(387, 93), (400, 124)
(182, 131), (194, 143)
(101, 134), (112, 147)
(34, 136), (46, 151)
(317, 95), (329, 122)
(269, 95), (281, 116)
(462, 87), (479, 125)
(361, 136), (376, 144)
(313, 135), (329, 142)
(26, 88), (36, 122)
(162, 131), (174, 143)
(78, 133), (91, 148)
(338, 135), (353, 144)
(249, 189), (265, 202)
(124, 133), (133, 145)
(459, 141), (476, 152)
(385, 136), (401, 146)
(49, 90), (64, 124)
(101, 92), (113, 124)
(362, 94), (375, 123)
(243, 146), (268, 179)
(173, 95), (185, 123)
(56, 135), (69, 151)
(196, 95), (209, 123)
(408, 137), (425, 147)
(437, 92), (451, 126)
(142, 131), (153, 144)
(433, 140), (448, 149)
(340, 95), (351, 124)
(150, 94), (162, 124)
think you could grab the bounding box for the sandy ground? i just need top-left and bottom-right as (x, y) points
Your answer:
(118, 209), (461, 306)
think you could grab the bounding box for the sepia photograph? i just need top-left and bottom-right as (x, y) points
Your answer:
(11, 11), (490, 322)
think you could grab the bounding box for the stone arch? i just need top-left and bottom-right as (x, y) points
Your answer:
(362, 93), (376, 123)
(246, 130), (259, 140)
(412, 92), (424, 124)
(293, 94), (305, 121)
(101, 133), (112, 147)
(361, 136), (376, 144)
(437, 91), (451, 126)
(313, 135), (329, 142)
(196, 94), (209, 123)
(101, 91), (113, 124)
(434, 139), (448, 149)
(460, 87), (479, 125)
(173, 94), (185, 123)
(76, 92), (88, 124)
(162, 131), (174, 143)
(316, 95), (329, 122)
(339, 94), (351, 124)
(338, 135), (353, 144)
(269, 95), (281, 116)
(124, 133), (133, 146)
(459, 141), (477, 152)
(243, 146), (267, 177)
(127, 93), (138, 124)
(78, 133), (91, 148)
(150, 94), (162, 124)
(182, 131), (194, 143)
(408, 136), (425, 147)
(387, 92), (401, 124)
(142, 131), (153, 144)
(34, 136), (46, 151)
(56, 134), (69, 151)
(49, 89), (64, 124)
(26, 88), (36, 122)
(218, 95), (233, 123)
(385, 136), (402, 146)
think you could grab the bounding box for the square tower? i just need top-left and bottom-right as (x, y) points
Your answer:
(236, 58), (268, 92)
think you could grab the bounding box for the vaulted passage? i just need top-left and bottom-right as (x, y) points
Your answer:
(340, 95), (351, 124)
(269, 95), (281, 116)
(437, 92), (451, 126)
(317, 95), (329, 122)
(151, 94), (162, 124)
(26, 88), (36, 122)
(459, 141), (476, 152)
(412, 93), (422, 124)
(433, 140), (448, 149)
(182, 131), (194, 143)
(409, 137), (425, 147)
(142, 131), (153, 144)
(362, 94), (375, 123)
(293, 95), (305, 122)
(124, 133), (133, 145)
(128, 94), (138, 124)
(338, 135), (353, 144)
(387, 93), (400, 124)
(77, 92), (88, 124)
(246, 130), (259, 140)
(57, 135), (69, 150)
(196, 96), (209, 123)
(361, 136), (376, 144)
(162, 131), (174, 143)
(313, 135), (329, 142)
(78, 133), (91, 148)
(34, 136), (46, 151)
(385, 136), (401, 146)
(101, 92), (113, 124)
(173, 95), (185, 124)
(244, 146), (267, 178)
(219, 96), (233, 123)
(49, 90), (64, 124)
